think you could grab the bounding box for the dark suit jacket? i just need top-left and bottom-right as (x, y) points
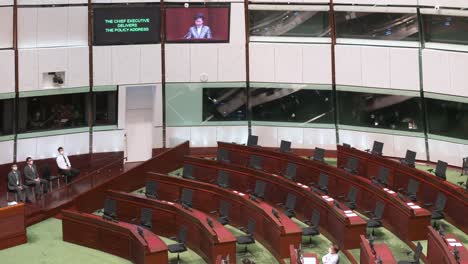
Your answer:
(185, 25), (212, 39)
(24, 165), (39, 184)
(8, 171), (22, 191)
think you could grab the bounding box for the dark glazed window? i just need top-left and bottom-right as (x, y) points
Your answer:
(335, 12), (419, 41)
(249, 10), (330, 38)
(94, 91), (118, 126)
(337, 91), (423, 132)
(202, 88), (247, 122)
(0, 99), (14, 136)
(423, 15), (468, 45)
(425, 98), (468, 140)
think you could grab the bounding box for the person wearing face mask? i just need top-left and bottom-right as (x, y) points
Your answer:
(24, 157), (49, 199)
(56, 147), (80, 183)
(8, 164), (32, 203)
(322, 244), (340, 264)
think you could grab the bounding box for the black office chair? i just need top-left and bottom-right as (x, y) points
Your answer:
(317, 173), (329, 194)
(216, 170), (230, 188)
(6, 186), (18, 203)
(248, 155), (263, 170)
(370, 141), (384, 156)
(343, 143), (351, 148)
(180, 188), (193, 209)
(399, 179), (419, 202)
(279, 140), (291, 153)
(302, 210), (320, 247)
(401, 150), (416, 168)
(103, 198), (117, 221)
(284, 163), (297, 181)
(182, 164), (195, 180)
(168, 226), (188, 263)
(217, 148), (231, 163)
(140, 208), (153, 230)
(247, 135), (258, 147)
(428, 160), (448, 180)
(311, 147), (326, 163)
(282, 193), (297, 218)
(237, 219), (256, 254)
(252, 180), (266, 200)
(366, 202), (385, 237)
(425, 193), (447, 221)
(145, 181), (157, 199)
(398, 242), (423, 264)
(461, 157), (468, 176)
(217, 200), (230, 225)
(344, 157), (358, 174)
(339, 186), (358, 210)
(371, 167), (389, 187)
(41, 164), (60, 190)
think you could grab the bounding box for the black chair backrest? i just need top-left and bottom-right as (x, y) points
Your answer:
(414, 242), (423, 261)
(41, 164), (51, 180)
(247, 135), (258, 147)
(463, 157), (468, 169)
(371, 141), (384, 155)
(181, 188), (193, 208)
(217, 170), (230, 188)
(249, 155), (263, 170)
(313, 147), (325, 162)
(220, 200), (230, 218)
(284, 163), (297, 181)
(217, 148), (230, 163)
(343, 143), (351, 148)
(404, 150), (416, 167)
(182, 164), (194, 179)
(346, 157), (358, 172)
(377, 167), (389, 185)
(435, 160), (448, 180)
(280, 140), (291, 153)
(104, 198), (117, 218)
(318, 173), (329, 189)
(140, 208), (153, 228)
(407, 179), (420, 195)
(285, 193), (297, 210)
(311, 209), (320, 227)
(348, 187), (358, 203)
(247, 219), (256, 235)
(178, 225), (187, 244)
(435, 193), (447, 211)
(254, 180), (266, 199)
(374, 202), (385, 219)
(145, 181), (157, 199)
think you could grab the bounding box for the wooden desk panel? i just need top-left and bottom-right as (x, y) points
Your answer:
(359, 235), (396, 264)
(289, 244), (318, 264)
(427, 226), (468, 264)
(0, 203), (27, 250)
(184, 156), (367, 250)
(146, 172), (302, 260)
(106, 190), (237, 264)
(336, 145), (468, 233)
(62, 210), (168, 264)
(217, 142), (431, 242)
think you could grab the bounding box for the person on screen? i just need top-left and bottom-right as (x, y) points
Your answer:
(322, 244), (340, 264)
(185, 13), (212, 39)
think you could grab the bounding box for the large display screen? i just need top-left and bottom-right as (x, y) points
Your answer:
(165, 6), (230, 43)
(93, 5), (161, 45)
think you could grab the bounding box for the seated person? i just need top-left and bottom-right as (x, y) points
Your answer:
(322, 244), (340, 264)
(8, 164), (32, 203)
(56, 147), (80, 182)
(24, 157), (49, 199)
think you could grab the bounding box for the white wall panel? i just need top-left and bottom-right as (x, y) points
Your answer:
(249, 43), (275, 82)
(37, 7), (68, 48)
(93, 130), (125, 153)
(335, 45), (362, 86)
(333, 0), (417, 4)
(0, 7), (13, 48)
(216, 126), (248, 144)
(303, 44), (332, 85)
(275, 44), (303, 83)
(418, 0), (468, 8)
(140, 45), (162, 84)
(303, 128), (337, 150)
(190, 45), (218, 82)
(18, 8), (38, 48)
(0, 141), (14, 165)
(0, 0), (13, 5)
(448, 51), (468, 98)
(166, 127), (191, 148)
(67, 6), (88, 46)
(0, 50), (15, 94)
(251, 126), (278, 147)
(37, 48), (68, 74)
(112, 46), (140, 85)
(64, 132), (89, 156)
(67, 47), (89, 88)
(18, 49), (39, 91)
(165, 45), (190, 82)
(152, 127), (163, 149)
(277, 127), (304, 149)
(428, 138), (468, 166)
(93, 46), (112, 86)
(390, 48), (420, 91)
(218, 45), (246, 82)
(36, 135), (65, 159)
(362, 46), (390, 88)
(230, 3), (245, 45)
(16, 138), (37, 162)
(190, 126), (217, 147)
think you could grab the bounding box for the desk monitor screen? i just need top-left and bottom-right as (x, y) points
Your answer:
(181, 188), (193, 208)
(165, 5), (230, 43)
(93, 4), (161, 45)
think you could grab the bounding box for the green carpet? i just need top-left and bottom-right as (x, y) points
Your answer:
(415, 164), (467, 187)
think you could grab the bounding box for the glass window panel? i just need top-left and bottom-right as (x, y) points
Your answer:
(337, 91), (423, 132)
(426, 98), (468, 140)
(0, 99), (14, 136)
(203, 88), (247, 122)
(249, 10), (330, 38)
(335, 12), (419, 41)
(423, 15), (468, 45)
(94, 91), (118, 126)
(251, 88), (334, 124)
(18, 93), (89, 133)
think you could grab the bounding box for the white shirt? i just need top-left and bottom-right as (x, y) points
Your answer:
(322, 253), (339, 264)
(196, 26), (202, 36)
(56, 154), (71, 170)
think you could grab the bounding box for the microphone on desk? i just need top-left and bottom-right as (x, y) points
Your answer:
(181, 203), (192, 212)
(207, 218), (215, 229)
(272, 209), (282, 224)
(397, 193), (406, 202)
(453, 246), (461, 264)
(334, 200), (341, 209)
(374, 256), (383, 264)
(137, 226), (144, 238)
(249, 194), (258, 202)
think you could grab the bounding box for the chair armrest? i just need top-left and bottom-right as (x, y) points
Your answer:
(238, 226), (246, 232)
(337, 195), (345, 199)
(169, 236), (177, 241)
(209, 210), (218, 214)
(304, 220), (312, 225)
(424, 202), (433, 207)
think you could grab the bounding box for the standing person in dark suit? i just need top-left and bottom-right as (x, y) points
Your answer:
(7, 164), (32, 203)
(56, 147), (80, 183)
(24, 157), (49, 199)
(184, 13), (212, 39)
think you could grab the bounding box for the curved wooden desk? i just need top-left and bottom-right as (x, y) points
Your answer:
(427, 226), (468, 264)
(336, 145), (468, 233)
(146, 172), (302, 260)
(106, 190), (237, 264)
(62, 210), (168, 264)
(0, 203), (27, 250)
(184, 156), (367, 250)
(359, 235), (396, 264)
(216, 142), (431, 242)
(289, 244), (318, 264)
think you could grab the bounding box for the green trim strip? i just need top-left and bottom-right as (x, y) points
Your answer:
(336, 85), (420, 97)
(428, 134), (468, 145)
(0, 92), (15, 100)
(250, 82), (332, 90)
(338, 125), (426, 138)
(92, 125), (120, 132)
(17, 127), (90, 139)
(19, 87), (90, 98)
(166, 82), (246, 89)
(423, 92), (468, 104)
(93, 85), (118, 92)
(0, 135), (15, 142)
(252, 121), (335, 129)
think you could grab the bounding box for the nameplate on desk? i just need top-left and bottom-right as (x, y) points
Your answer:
(383, 188), (395, 194)
(165, 201), (174, 205)
(303, 257), (317, 264)
(345, 213), (358, 217)
(449, 242), (463, 247)
(296, 183), (308, 189)
(233, 190), (245, 196)
(7, 202), (18, 206)
(321, 195), (334, 202)
(410, 205), (421, 209)
(344, 210), (353, 214)
(446, 238), (456, 242)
